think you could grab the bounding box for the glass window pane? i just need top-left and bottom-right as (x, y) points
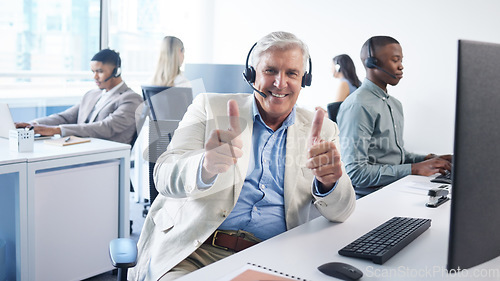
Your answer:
(0, 0), (100, 121)
(107, 0), (214, 89)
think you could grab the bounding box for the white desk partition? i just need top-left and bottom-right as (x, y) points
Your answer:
(178, 176), (500, 281)
(0, 138), (130, 281)
(0, 158), (26, 281)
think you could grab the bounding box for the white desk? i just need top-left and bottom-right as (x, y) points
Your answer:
(178, 176), (500, 280)
(0, 138), (130, 281)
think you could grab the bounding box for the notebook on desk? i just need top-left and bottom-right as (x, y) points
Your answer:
(0, 103), (53, 140)
(44, 136), (90, 146)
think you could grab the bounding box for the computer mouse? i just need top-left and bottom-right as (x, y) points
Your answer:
(318, 262), (363, 280)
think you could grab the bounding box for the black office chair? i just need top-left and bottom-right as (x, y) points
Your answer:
(326, 101), (342, 123)
(145, 119), (180, 213)
(141, 85), (193, 121)
(108, 87), (192, 279)
(140, 86), (193, 216)
(127, 106), (147, 234)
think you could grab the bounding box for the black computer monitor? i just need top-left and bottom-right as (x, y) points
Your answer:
(447, 39), (500, 270)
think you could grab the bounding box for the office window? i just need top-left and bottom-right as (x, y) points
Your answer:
(107, 0), (217, 89)
(107, 0), (165, 82)
(0, 0), (100, 120)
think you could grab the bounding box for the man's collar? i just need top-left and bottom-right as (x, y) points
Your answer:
(363, 78), (390, 100)
(103, 81), (125, 94)
(252, 97), (296, 130)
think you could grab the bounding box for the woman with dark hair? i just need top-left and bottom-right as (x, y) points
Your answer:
(332, 54), (361, 102)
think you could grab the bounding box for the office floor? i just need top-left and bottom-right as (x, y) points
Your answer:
(83, 192), (146, 281)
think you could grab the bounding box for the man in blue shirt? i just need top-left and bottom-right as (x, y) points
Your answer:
(131, 31), (356, 281)
(337, 36), (452, 197)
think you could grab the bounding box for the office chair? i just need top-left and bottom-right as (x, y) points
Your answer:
(129, 106), (147, 234)
(145, 119), (180, 214)
(326, 101), (342, 123)
(108, 88), (192, 279)
(141, 85), (193, 121)
(140, 86), (193, 216)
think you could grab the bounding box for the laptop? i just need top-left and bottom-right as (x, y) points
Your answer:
(0, 103), (16, 139)
(0, 103), (52, 140)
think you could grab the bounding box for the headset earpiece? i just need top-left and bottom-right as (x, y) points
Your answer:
(365, 37), (378, 69)
(243, 65), (256, 84)
(114, 66), (122, 77)
(301, 73), (312, 87)
(114, 54), (122, 77)
(243, 43), (258, 85)
(301, 56), (313, 87)
(365, 56), (378, 69)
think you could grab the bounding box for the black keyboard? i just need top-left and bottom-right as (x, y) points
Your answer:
(431, 170), (452, 184)
(338, 217), (431, 264)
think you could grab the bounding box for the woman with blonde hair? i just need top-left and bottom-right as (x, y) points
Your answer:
(152, 36), (190, 87)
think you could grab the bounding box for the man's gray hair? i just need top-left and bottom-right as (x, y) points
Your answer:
(251, 31), (310, 72)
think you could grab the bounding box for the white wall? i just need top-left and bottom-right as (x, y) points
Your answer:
(183, 0), (500, 155)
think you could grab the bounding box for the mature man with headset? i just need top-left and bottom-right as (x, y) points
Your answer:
(337, 36), (452, 197)
(130, 31), (356, 281)
(15, 49), (143, 145)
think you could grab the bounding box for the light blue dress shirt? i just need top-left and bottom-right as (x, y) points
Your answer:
(337, 78), (425, 188)
(218, 100), (294, 240)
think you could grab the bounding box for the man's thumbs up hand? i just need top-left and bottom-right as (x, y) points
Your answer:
(306, 109), (342, 192)
(202, 100), (243, 182)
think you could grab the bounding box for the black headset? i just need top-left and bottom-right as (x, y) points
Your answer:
(111, 52), (122, 78)
(364, 37), (378, 69)
(243, 42), (313, 88)
(364, 37), (397, 79)
(104, 51), (122, 82)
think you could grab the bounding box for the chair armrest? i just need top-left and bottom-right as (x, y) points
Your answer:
(109, 238), (137, 268)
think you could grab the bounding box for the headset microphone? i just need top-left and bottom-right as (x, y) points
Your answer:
(365, 37), (397, 79)
(242, 73), (268, 98)
(103, 73), (115, 82)
(371, 64), (397, 79)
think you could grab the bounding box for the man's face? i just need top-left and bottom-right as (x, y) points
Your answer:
(253, 47), (305, 125)
(373, 43), (404, 87)
(90, 61), (116, 91)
